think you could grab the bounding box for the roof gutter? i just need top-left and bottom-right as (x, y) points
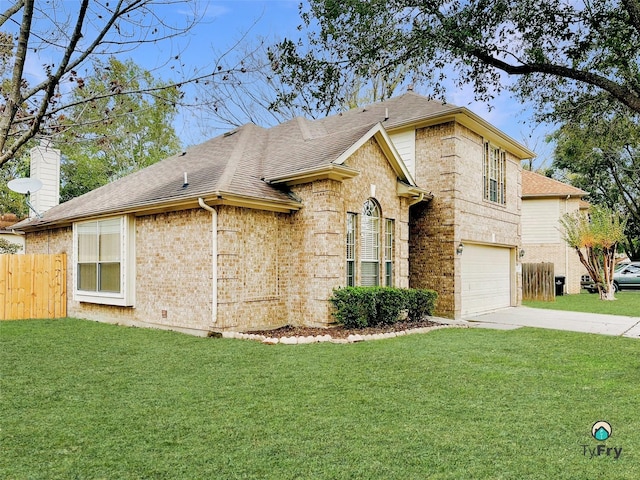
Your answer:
(15, 191), (303, 232)
(409, 193), (425, 206)
(198, 198), (218, 328)
(388, 108), (536, 160)
(397, 182), (432, 205)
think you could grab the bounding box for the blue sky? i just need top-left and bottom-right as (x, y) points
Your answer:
(18, 0), (551, 165)
(154, 0), (552, 164)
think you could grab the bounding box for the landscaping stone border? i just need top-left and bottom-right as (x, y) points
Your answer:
(220, 324), (463, 344)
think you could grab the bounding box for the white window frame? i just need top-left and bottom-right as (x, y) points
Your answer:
(346, 200), (395, 288)
(384, 218), (394, 287)
(346, 212), (357, 287)
(73, 215), (135, 306)
(483, 142), (506, 205)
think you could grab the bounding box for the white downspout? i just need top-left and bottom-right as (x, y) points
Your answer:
(198, 198), (218, 326)
(409, 193), (424, 206)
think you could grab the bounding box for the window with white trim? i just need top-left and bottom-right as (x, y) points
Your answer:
(384, 218), (394, 287)
(360, 199), (381, 286)
(483, 142), (506, 204)
(74, 216), (135, 306)
(346, 213), (356, 287)
(345, 200), (395, 287)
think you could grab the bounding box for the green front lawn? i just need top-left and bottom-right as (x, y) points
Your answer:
(524, 291), (640, 317)
(2, 319), (639, 479)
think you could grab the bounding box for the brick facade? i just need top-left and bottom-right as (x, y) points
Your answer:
(25, 137), (413, 334)
(27, 210), (214, 335)
(22, 97), (530, 333)
(409, 122), (522, 318)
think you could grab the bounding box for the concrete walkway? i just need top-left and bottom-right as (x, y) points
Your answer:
(458, 307), (640, 338)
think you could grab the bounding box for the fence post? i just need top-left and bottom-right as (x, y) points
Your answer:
(522, 262), (555, 302)
(0, 253), (67, 320)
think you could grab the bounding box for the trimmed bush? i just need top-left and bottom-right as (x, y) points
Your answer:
(372, 288), (406, 326)
(406, 288), (438, 321)
(330, 287), (438, 329)
(330, 287), (375, 328)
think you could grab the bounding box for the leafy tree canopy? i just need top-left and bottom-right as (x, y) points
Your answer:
(0, 0), (243, 168)
(560, 206), (627, 300)
(270, 0), (640, 119)
(0, 237), (22, 254)
(0, 148), (29, 216)
(57, 57), (181, 202)
(550, 99), (640, 260)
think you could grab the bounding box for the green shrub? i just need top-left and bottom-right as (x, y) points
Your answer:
(330, 287), (375, 328)
(406, 289), (438, 321)
(0, 238), (22, 254)
(330, 287), (438, 329)
(372, 288), (406, 326)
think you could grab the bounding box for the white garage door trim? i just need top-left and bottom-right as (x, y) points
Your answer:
(461, 244), (512, 316)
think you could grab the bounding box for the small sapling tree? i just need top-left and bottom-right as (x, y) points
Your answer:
(560, 206), (627, 300)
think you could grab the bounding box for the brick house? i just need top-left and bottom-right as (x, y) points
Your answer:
(521, 170), (589, 294)
(16, 93), (534, 335)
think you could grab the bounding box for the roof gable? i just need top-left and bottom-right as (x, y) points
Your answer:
(315, 92), (535, 159)
(16, 92), (527, 230)
(522, 170), (588, 198)
(265, 122), (416, 187)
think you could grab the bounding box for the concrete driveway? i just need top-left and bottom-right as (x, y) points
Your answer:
(460, 307), (640, 338)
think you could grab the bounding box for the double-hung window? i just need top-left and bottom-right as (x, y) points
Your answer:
(483, 142), (506, 205)
(74, 216), (135, 306)
(384, 219), (394, 287)
(346, 213), (356, 287)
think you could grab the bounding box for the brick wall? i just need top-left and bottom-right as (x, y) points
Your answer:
(287, 138), (411, 326)
(23, 135), (414, 334)
(410, 123), (458, 316)
(216, 206), (286, 330)
(409, 122), (522, 318)
(214, 137), (411, 330)
(26, 210), (214, 335)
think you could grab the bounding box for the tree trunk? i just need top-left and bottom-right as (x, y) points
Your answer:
(598, 282), (617, 301)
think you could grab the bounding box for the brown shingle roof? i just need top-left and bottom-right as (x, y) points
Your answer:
(15, 92), (532, 230)
(522, 170), (588, 198)
(315, 92), (460, 132)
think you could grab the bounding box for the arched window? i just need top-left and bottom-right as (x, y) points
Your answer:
(361, 199), (380, 286)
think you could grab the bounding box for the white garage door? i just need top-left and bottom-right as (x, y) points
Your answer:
(461, 244), (512, 316)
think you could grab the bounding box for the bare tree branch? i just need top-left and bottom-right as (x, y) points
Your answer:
(467, 48), (640, 115)
(0, 0), (240, 167)
(0, 0), (34, 159)
(0, 0), (24, 29)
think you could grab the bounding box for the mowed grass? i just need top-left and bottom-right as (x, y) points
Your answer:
(1, 319), (639, 479)
(524, 290), (640, 317)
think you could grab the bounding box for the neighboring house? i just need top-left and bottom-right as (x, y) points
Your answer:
(15, 92), (534, 335)
(1, 214), (25, 254)
(521, 170), (589, 294)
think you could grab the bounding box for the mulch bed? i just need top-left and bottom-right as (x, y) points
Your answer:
(247, 318), (440, 339)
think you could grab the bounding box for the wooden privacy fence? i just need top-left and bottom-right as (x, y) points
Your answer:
(1, 254), (67, 320)
(522, 262), (555, 302)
